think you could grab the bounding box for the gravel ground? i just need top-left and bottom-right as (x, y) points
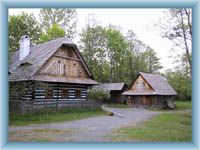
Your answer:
(9, 107), (161, 142)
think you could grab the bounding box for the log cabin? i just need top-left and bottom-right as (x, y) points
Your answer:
(93, 83), (128, 103)
(9, 35), (99, 114)
(122, 72), (177, 109)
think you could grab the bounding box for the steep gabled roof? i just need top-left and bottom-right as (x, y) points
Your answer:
(123, 72), (177, 96)
(93, 83), (127, 91)
(9, 37), (97, 85)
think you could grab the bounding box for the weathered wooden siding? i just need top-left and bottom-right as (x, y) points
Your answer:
(9, 81), (101, 114)
(130, 75), (153, 91)
(34, 82), (87, 101)
(127, 95), (173, 108)
(55, 47), (79, 59)
(38, 47), (88, 78)
(110, 91), (126, 103)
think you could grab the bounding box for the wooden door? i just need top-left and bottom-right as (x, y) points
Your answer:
(142, 96), (151, 106)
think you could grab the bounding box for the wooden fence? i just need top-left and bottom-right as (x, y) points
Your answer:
(9, 99), (102, 114)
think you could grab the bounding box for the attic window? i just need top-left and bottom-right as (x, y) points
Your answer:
(138, 81), (145, 90)
(59, 61), (66, 76)
(78, 68), (82, 77)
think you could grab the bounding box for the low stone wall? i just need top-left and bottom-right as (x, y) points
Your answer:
(9, 99), (102, 115)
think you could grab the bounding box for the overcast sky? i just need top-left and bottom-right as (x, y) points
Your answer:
(9, 8), (175, 72)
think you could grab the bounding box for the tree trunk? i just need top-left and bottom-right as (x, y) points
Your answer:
(180, 10), (192, 76)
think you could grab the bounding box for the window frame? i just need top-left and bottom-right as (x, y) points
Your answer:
(62, 89), (68, 99)
(45, 88), (53, 99)
(76, 90), (81, 98)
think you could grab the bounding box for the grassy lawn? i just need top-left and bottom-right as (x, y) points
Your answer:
(9, 108), (106, 126)
(110, 111), (191, 142)
(9, 128), (76, 142)
(149, 100), (191, 112)
(174, 100), (192, 110)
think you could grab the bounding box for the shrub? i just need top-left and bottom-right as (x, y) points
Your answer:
(88, 89), (110, 102)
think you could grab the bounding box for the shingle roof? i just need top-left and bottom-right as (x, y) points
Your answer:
(123, 72), (177, 96)
(9, 37), (98, 85)
(93, 83), (127, 91)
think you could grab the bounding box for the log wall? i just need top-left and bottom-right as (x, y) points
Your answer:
(127, 95), (172, 108)
(9, 81), (101, 114)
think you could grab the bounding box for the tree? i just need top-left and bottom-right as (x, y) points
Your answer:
(39, 24), (65, 43)
(159, 9), (192, 76)
(80, 25), (108, 82)
(145, 46), (162, 73)
(8, 12), (41, 53)
(105, 27), (129, 83)
(126, 30), (162, 79)
(39, 8), (77, 38)
(165, 70), (191, 100)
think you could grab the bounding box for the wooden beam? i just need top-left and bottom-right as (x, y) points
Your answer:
(54, 54), (82, 62)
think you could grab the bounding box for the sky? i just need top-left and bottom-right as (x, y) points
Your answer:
(9, 8), (175, 72)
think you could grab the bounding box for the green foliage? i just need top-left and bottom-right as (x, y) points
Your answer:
(80, 25), (162, 84)
(144, 47), (162, 73)
(9, 107), (105, 126)
(165, 71), (191, 100)
(174, 101), (192, 110)
(105, 27), (129, 83)
(80, 25), (109, 82)
(8, 12), (41, 53)
(88, 89), (110, 101)
(110, 112), (191, 141)
(39, 24), (65, 43)
(39, 8), (77, 38)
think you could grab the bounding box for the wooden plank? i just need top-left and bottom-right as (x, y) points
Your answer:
(54, 54), (82, 62)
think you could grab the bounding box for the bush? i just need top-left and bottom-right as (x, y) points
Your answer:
(88, 89), (110, 102)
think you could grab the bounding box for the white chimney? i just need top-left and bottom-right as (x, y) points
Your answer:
(19, 35), (30, 61)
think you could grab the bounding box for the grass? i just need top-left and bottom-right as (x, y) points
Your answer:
(149, 100), (191, 112)
(9, 108), (106, 126)
(9, 128), (75, 142)
(110, 111), (191, 142)
(174, 100), (192, 110)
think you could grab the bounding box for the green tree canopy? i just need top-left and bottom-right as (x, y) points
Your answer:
(8, 12), (41, 53)
(39, 24), (65, 43)
(39, 8), (77, 38)
(165, 70), (191, 100)
(80, 24), (162, 84)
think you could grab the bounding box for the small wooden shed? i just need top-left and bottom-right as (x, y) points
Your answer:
(9, 36), (99, 114)
(122, 72), (177, 109)
(93, 83), (128, 103)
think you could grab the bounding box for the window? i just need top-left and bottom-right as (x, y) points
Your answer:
(61, 64), (66, 75)
(46, 88), (53, 99)
(76, 90), (81, 98)
(62, 89), (68, 98)
(78, 68), (82, 77)
(59, 61), (66, 76)
(137, 80), (145, 90)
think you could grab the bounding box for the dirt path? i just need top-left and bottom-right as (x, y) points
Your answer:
(9, 107), (161, 142)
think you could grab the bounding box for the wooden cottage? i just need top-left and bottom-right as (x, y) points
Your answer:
(9, 35), (99, 114)
(93, 83), (128, 103)
(122, 72), (177, 109)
